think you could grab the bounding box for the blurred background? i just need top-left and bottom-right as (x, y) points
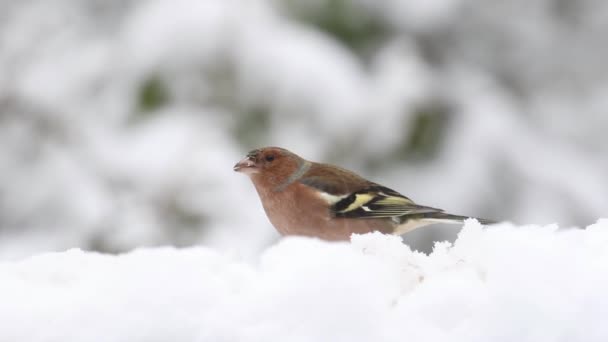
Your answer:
(1, 0), (607, 260)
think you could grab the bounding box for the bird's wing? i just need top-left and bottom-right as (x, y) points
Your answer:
(298, 170), (442, 220)
(297, 163), (444, 220)
(328, 185), (444, 219)
(297, 163), (373, 195)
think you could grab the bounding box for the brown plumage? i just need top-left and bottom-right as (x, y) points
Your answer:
(234, 147), (493, 241)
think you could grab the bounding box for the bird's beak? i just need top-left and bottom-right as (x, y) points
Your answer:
(233, 156), (259, 174)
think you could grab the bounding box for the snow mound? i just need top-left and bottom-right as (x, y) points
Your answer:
(2, 219), (608, 342)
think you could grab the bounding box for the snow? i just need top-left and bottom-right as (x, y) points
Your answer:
(2, 219), (608, 342)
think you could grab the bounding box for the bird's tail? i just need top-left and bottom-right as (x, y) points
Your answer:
(421, 212), (496, 225)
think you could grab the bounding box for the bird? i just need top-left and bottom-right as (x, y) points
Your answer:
(234, 147), (494, 241)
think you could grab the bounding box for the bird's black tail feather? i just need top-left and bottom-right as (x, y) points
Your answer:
(422, 212), (496, 225)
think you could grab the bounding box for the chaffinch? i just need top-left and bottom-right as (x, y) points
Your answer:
(234, 147), (494, 241)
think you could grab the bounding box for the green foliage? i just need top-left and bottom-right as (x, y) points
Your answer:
(233, 106), (272, 148)
(137, 76), (169, 113)
(283, 0), (392, 56)
(399, 104), (451, 160)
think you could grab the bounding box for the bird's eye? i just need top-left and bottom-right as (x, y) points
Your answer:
(265, 155), (275, 162)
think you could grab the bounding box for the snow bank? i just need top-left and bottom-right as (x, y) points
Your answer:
(2, 220), (608, 342)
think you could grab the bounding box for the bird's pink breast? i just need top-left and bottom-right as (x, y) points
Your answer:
(255, 182), (395, 241)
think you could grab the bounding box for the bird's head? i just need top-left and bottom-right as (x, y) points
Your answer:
(234, 147), (304, 185)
